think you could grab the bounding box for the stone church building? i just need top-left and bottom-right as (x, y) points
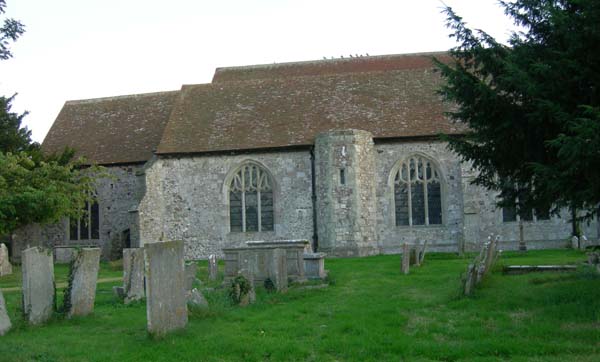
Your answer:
(14, 52), (599, 260)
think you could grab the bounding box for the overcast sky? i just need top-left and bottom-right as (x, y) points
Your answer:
(0, 0), (518, 142)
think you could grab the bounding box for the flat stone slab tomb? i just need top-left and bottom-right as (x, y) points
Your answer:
(223, 240), (309, 283)
(503, 265), (578, 275)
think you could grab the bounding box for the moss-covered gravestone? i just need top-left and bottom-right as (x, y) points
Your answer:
(63, 248), (101, 318)
(22, 247), (55, 325)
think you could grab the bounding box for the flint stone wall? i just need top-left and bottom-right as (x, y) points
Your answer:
(315, 130), (379, 257)
(21, 247), (55, 325)
(123, 248), (145, 303)
(460, 162), (599, 251)
(138, 151), (314, 259)
(144, 240), (187, 336)
(375, 141), (465, 254)
(66, 248), (101, 317)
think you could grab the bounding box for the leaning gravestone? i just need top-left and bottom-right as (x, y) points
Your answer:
(144, 240), (187, 336)
(123, 248), (145, 303)
(0, 289), (11, 336)
(401, 243), (410, 275)
(571, 236), (579, 250)
(64, 248), (101, 318)
(0, 243), (12, 276)
(208, 254), (218, 281)
(22, 247), (55, 325)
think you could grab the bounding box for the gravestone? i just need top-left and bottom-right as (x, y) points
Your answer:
(144, 240), (187, 336)
(409, 246), (420, 267)
(208, 254), (218, 281)
(186, 288), (208, 308)
(418, 240), (429, 265)
(401, 243), (410, 275)
(0, 289), (11, 336)
(571, 236), (579, 250)
(464, 264), (476, 296)
(304, 252), (327, 279)
(184, 262), (198, 291)
(0, 243), (12, 276)
(22, 247), (55, 325)
(64, 248), (101, 318)
(236, 269), (256, 306)
(123, 248), (145, 303)
(269, 248), (288, 292)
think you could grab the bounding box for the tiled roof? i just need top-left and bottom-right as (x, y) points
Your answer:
(42, 91), (179, 165)
(156, 53), (464, 154)
(43, 52), (465, 162)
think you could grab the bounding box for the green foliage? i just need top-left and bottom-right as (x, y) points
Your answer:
(0, 1), (101, 235)
(0, 0), (24, 61)
(0, 95), (35, 154)
(0, 152), (102, 235)
(435, 0), (600, 220)
(228, 274), (252, 304)
(1, 251), (599, 361)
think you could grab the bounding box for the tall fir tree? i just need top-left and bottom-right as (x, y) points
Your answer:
(435, 0), (600, 230)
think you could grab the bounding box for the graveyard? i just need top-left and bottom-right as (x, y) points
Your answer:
(0, 248), (599, 362)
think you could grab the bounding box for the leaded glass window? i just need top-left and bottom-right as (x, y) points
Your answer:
(69, 200), (100, 241)
(393, 156), (442, 226)
(229, 163), (274, 232)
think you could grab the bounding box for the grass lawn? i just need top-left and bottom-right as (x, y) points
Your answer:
(0, 249), (599, 362)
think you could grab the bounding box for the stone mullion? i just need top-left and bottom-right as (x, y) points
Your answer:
(407, 165), (413, 227)
(241, 168), (247, 232)
(424, 172), (429, 226)
(257, 189), (262, 232)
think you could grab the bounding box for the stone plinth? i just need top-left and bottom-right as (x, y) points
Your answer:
(0, 243), (12, 276)
(22, 247), (55, 325)
(0, 289), (11, 336)
(65, 248), (101, 318)
(144, 240), (187, 336)
(223, 240), (307, 284)
(123, 248), (145, 303)
(269, 248), (288, 292)
(304, 253), (327, 279)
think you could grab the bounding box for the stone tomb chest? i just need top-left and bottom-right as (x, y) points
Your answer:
(223, 240), (310, 283)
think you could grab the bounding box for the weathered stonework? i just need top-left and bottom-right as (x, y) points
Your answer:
(65, 248), (101, 318)
(375, 141), (465, 254)
(139, 151), (314, 259)
(144, 240), (187, 336)
(315, 130), (379, 256)
(21, 247), (55, 325)
(15, 134), (600, 260)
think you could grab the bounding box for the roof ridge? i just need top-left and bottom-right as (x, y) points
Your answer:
(214, 51), (447, 74)
(65, 90), (180, 105)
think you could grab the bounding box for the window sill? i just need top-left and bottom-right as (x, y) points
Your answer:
(394, 224), (446, 230)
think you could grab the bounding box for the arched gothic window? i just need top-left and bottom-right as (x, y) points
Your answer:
(393, 156), (442, 226)
(229, 163), (274, 232)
